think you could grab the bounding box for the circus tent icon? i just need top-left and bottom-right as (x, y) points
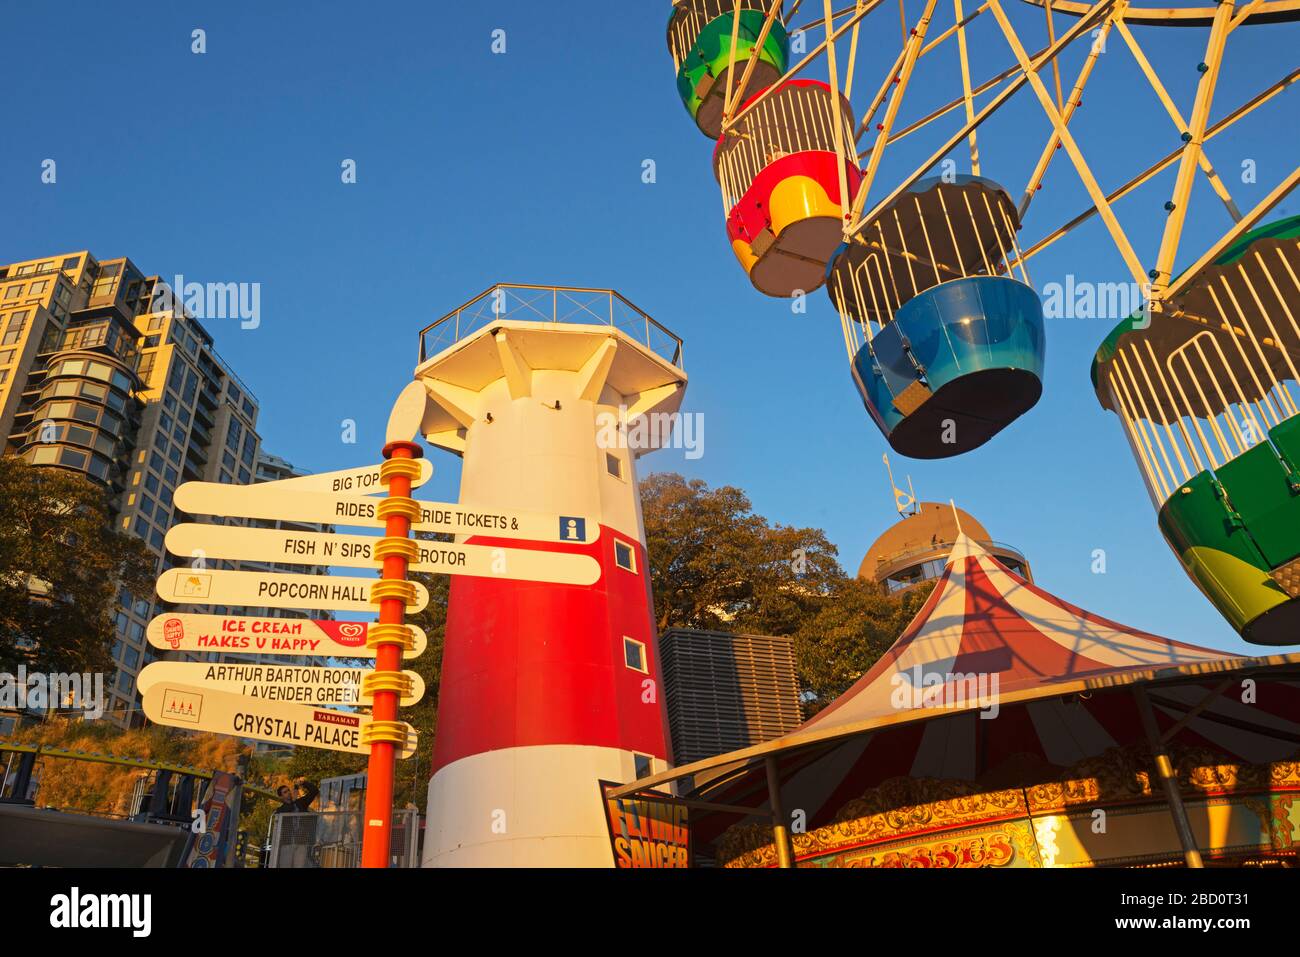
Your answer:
(612, 534), (1300, 868)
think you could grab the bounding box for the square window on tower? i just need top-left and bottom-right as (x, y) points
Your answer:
(605, 452), (623, 480)
(623, 637), (647, 673)
(633, 754), (654, 780)
(614, 539), (636, 572)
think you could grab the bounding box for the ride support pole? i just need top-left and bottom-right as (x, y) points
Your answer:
(1134, 685), (1204, 869)
(764, 755), (796, 869)
(360, 440), (423, 868)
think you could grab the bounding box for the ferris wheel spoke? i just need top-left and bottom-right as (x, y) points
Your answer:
(1017, 9), (1118, 219)
(859, 48), (1033, 158)
(1230, 0), (1268, 26)
(1150, 0), (1236, 298)
(723, 0), (881, 133)
(954, 0), (982, 174)
(845, 0), (1115, 240)
(1042, 0), (1066, 112)
(1009, 69), (1299, 271)
(721, 0), (786, 120)
(1113, 18), (1242, 223)
(1162, 168), (1300, 306)
(824, 0), (855, 222)
(847, 0), (943, 231)
(1019, 0), (1300, 26)
(989, 0), (1148, 287)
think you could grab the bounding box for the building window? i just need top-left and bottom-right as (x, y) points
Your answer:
(614, 539), (636, 573)
(623, 637), (647, 673)
(605, 452), (622, 480)
(633, 753), (654, 780)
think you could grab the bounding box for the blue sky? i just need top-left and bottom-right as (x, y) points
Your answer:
(3, 1), (1297, 652)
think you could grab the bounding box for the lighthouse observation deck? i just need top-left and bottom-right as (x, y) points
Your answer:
(418, 284), (683, 369)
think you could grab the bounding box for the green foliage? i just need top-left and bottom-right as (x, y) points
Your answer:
(0, 455), (154, 674)
(640, 472), (925, 717)
(640, 472), (845, 636)
(792, 576), (934, 714)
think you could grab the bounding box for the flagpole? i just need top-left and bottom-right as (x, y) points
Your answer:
(360, 439), (422, 867)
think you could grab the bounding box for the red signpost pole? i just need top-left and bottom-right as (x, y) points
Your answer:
(361, 440), (423, 868)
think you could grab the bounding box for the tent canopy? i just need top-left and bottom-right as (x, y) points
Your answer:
(613, 535), (1300, 850)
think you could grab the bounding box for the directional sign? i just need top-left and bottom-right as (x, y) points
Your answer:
(265, 459), (433, 495)
(387, 381), (430, 444)
(165, 524), (602, 585)
(142, 683), (418, 758)
(137, 661), (425, 708)
(146, 613), (428, 660)
(156, 568), (430, 613)
(173, 481), (598, 544)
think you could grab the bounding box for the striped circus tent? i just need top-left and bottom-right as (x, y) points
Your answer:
(614, 535), (1300, 863)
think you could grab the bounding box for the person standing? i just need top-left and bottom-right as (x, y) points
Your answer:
(273, 780), (319, 867)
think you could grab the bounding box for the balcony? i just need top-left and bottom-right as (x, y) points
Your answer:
(873, 539), (1030, 585)
(418, 284), (684, 368)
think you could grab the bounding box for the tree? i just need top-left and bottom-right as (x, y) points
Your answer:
(0, 455), (154, 675)
(640, 471), (928, 716)
(792, 576), (934, 714)
(639, 472), (844, 636)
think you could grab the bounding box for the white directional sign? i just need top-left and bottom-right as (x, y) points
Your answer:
(165, 524), (601, 585)
(137, 661), (425, 707)
(142, 683), (418, 758)
(156, 568), (430, 613)
(173, 481), (598, 544)
(146, 613), (428, 660)
(266, 459), (433, 495)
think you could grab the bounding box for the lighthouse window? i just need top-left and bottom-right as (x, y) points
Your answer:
(633, 754), (653, 780)
(614, 539), (636, 572)
(605, 452), (623, 480)
(623, 637), (647, 673)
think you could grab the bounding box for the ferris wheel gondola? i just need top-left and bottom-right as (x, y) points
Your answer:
(827, 175), (1045, 457)
(660, 0), (1300, 641)
(668, 0), (791, 138)
(1092, 214), (1300, 644)
(714, 80), (862, 296)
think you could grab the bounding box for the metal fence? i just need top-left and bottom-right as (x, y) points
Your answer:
(267, 810), (421, 868)
(417, 283), (684, 368)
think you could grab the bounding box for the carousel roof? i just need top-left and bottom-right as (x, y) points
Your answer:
(804, 533), (1228, 735)
(614, 534), (1300, 845)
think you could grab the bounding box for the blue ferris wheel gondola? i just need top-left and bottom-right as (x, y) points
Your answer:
(827, 175), (1046, 459)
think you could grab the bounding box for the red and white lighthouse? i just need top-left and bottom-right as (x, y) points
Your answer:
(414, 286), (687, 867)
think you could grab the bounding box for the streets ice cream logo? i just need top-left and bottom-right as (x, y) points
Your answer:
(323, 621), (367, 647)
(163, 688), (204, 724)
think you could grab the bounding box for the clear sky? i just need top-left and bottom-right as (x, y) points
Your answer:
(3, 1), (1297, 653)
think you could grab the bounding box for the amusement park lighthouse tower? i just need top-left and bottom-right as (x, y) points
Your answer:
(414, 285), (687, 867)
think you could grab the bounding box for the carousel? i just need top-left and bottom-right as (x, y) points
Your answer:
(610, 532), (1300, 867)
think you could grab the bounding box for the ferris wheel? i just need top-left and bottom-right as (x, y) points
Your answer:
(664, 0), (1300, 643)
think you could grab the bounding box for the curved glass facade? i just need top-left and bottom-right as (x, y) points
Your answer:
(18, 350), (139, 484)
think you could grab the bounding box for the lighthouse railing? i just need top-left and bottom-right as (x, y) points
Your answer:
(419, 284), (684, 369)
